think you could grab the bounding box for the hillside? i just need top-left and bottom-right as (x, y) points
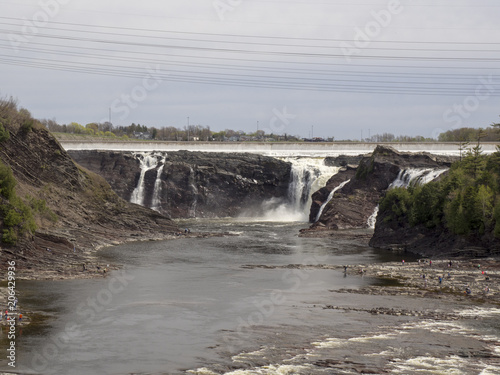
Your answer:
(0, 98), (178, 279)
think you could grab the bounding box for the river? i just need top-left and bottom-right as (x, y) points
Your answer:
(3, 219), (500, 374)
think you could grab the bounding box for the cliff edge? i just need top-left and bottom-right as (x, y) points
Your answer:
(0, 100), (178, 279)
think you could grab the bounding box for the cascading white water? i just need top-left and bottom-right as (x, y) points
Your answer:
(389, 168), (448, 189)
(315, 179), (351, 222)
(239, 157), (340, 222)
(281, 157), (341, 221)
(130, 153), (159, 206)
(151, 155), (167, 212)
(130, 152), (166, 208)
(283, 157), (340, 218)
(188, 167), (198, 218)
(367, 205), (379, 229)
(368, 167), (449, 228)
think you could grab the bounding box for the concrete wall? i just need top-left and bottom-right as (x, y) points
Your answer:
(60, 141), (499, 157)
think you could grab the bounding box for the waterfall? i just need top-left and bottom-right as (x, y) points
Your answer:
(369, 167), (448, 228)
(151, 155), (167, 212)
(282, 157), (341, 220)
(130, 152), (166, 208)
(188, 167), (198, 218)
(315, 179), (351, 222)
(240, 157), (340, 222)
(389, 168), (448, 189)
(367, 205), (379, 229)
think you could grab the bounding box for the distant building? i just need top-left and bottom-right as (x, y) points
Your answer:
(133, 131), (152, 140)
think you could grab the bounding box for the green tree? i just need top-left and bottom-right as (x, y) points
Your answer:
(494, 200), (500, 238)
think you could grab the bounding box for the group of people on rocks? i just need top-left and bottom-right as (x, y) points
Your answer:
(175, 228), (191, 236)
(1, 298), (23, 324)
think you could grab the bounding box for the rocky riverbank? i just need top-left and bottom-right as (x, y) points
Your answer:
(0, 109), (181, 281)
(243, 258), (500, 305)
(339, 258), (500, 305)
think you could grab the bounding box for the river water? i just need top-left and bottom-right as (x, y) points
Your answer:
(3, 219), (500, 374)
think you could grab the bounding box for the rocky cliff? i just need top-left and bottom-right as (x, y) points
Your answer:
(68, 150), (292, 218)
(369, 210), (500, 258)
(0, 103), (179, 278)
(306, 145), (456, 231)
(369, 150), (500, 258)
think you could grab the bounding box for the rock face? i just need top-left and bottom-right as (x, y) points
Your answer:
(309, 166), (357, 223)
(0, 123), (179, 277)
(69, 150), (292, 218)
(369, 209), (500, 258)
(308, 145), (455, 231)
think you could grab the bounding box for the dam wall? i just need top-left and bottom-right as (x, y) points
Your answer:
(60, 140), (499, 157)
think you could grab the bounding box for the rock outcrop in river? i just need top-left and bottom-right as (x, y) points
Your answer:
(68, 150), (292, 218)
(306, 145), (455, 231)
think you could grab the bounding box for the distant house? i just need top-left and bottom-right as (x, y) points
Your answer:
(133, 131), (152, 140)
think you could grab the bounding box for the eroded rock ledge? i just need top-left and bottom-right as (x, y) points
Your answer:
(69, 150), (292, 218)
(305, 145), (455, 231)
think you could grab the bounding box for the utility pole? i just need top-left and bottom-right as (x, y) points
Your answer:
(108, 108), (111, 125)
(312, 125), (314, 138)
(187, 117), (190, 142)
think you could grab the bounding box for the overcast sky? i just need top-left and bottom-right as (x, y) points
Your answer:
(1, 0), (499, 140)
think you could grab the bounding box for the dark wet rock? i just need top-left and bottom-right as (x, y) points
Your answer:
(308, 166), (357, 223)
(324, 154), (366, 167)
(69, 150), (292, 218)
(369, 206), (500, 258)
(307, 145), (455, 231)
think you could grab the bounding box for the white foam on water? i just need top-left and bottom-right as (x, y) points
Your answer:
(231, 348), (268, 363)
(188, 368), (219, 375)
(392, 355), (469, 375)
(348, 332), (398, 343)
(400, 320), (474, 336)
(479, 365), (500, 375)
(457, 307), (500, 318)
(223, 364), (313, 375)
(312, 337), (345, 348)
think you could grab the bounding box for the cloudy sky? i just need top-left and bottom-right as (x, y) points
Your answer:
(1, 0), (499, 139)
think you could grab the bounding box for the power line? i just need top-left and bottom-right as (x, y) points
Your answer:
(1, 16), (499, 46)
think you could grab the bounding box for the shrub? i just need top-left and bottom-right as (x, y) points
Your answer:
(2, 228), (17, 245)
(0, 161), (16, 200)
(0, 121), (10, 142)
